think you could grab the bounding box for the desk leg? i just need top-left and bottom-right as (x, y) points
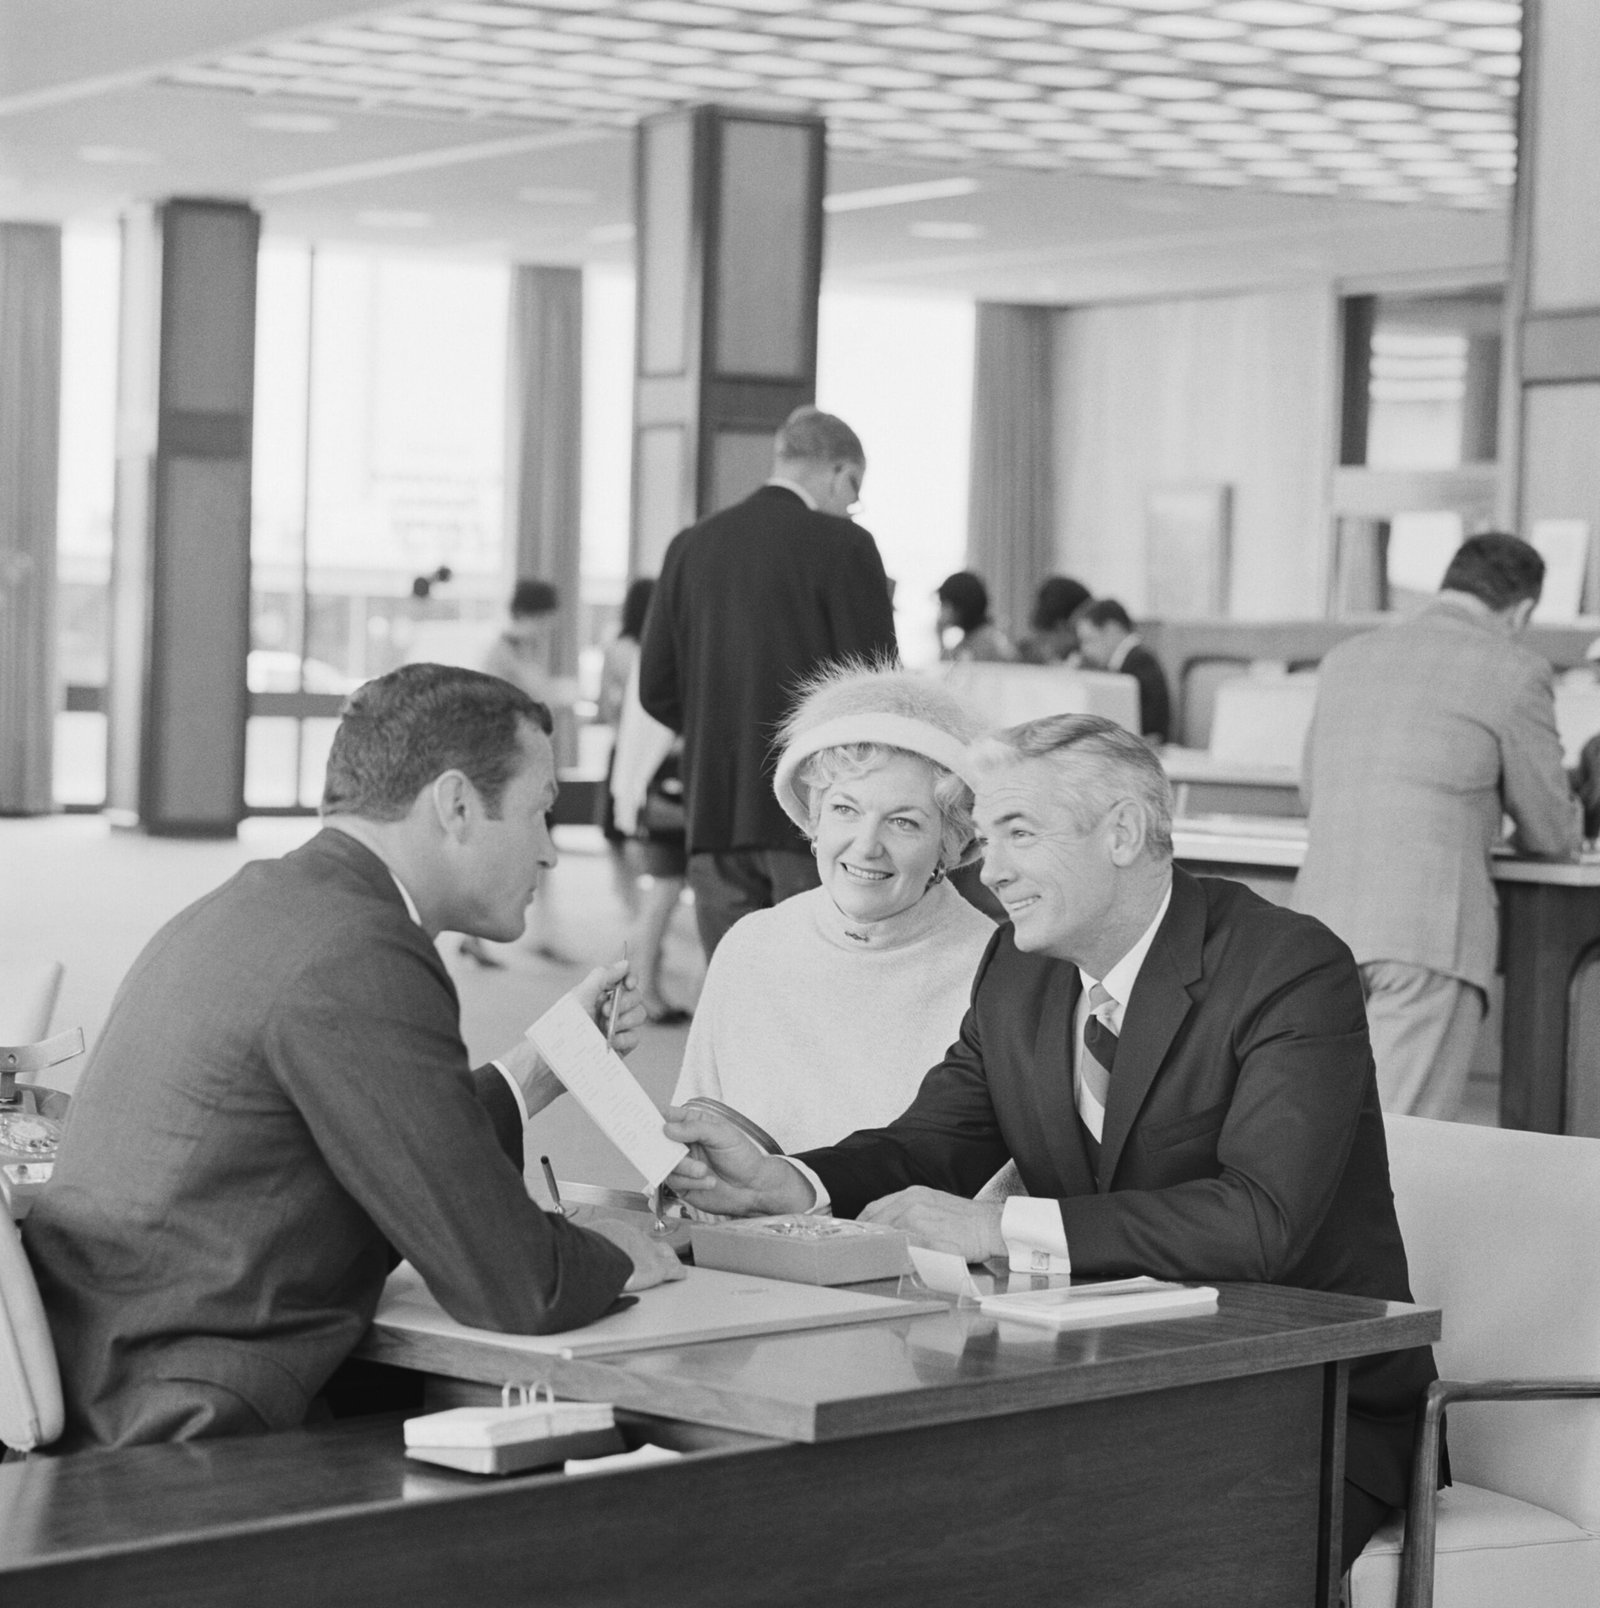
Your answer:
(1498, 884), (1600, 1133)
(1317, 1360), (1349, 1608)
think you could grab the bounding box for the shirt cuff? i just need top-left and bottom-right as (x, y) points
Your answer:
(1002, 1196), (1071, 1275)
(490, 1059), (533, 1127)
(780, 1158), (831, 1215)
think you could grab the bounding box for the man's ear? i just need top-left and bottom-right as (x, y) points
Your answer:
(1106, 797), (1147, 866)
(429, 770), (476, 842)
(1507, 597), (1536, 634)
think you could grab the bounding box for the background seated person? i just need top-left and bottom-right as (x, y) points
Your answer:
(672, 662), (994, 1153)
(665, 715), (1438, 1568)
(25, 664), (681, 1452)
(936, 570), (1017, 664)
(1073, 598), (1172, 744)
(1016, 574), (1091, 666)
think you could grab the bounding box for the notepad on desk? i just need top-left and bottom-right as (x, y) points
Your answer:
(979, 1276), (1218, 1331)
(405, 1396), (623, 1476)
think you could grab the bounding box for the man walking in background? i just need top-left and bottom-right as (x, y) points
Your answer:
(639, 406), (899, 957)
(1295, 533), (1581, 1118)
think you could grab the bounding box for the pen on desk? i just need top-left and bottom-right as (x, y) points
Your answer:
(540, 1155), (564, 1215)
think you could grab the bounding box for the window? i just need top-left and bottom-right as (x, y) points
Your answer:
(248, 245), (511, 808)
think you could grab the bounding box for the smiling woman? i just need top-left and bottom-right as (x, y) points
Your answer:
(670, 663), (997, 1155)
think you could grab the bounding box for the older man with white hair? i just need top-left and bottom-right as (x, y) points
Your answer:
(666, 713), (1439, 1571)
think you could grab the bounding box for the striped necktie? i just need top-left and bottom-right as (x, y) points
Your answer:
(1079, 982), (1119, 1135)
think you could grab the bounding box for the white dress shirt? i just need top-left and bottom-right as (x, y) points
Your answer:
(1107, 631), (1141, 673)
(387, 869), (532, 1126)
(789, 881), (1175, 1275)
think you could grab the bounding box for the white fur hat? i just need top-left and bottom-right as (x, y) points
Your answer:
(772, 660), (989, 832)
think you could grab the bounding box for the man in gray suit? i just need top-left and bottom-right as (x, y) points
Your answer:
(26, 664), (682, 1450)
(1295, 534), (1580, 1118)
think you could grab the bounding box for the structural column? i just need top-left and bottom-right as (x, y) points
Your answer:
(967, 303), (1056, 644)
(0, 223), (62, 816)
(107, 199), (258, 835)
(630, 105), (825, 576)
(1505, 0), (1600, 609)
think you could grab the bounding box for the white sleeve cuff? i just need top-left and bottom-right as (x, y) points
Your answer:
(1002, 1196), (1071, 1275)
(490, 1059), (532, 1127)
(780, 1158), (831, 1215)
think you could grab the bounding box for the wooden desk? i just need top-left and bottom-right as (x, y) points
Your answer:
(1173, 820), (1600, 1135)
(0, 1284), (1436, 1608)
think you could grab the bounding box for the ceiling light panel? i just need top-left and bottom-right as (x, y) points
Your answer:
(164, 0), (1520, 208)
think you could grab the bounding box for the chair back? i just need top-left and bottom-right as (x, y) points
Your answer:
(0, 961), (63, 1048)
(1385, 1114), (1600, 1530)
(0, 1210), (62, 1452)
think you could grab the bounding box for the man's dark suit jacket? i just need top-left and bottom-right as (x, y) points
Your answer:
(800, 868), (1436, 1510)
(1121, 642), (1172, 743)
(25, 830), (632, 1449)
(638, 484), (899, 855)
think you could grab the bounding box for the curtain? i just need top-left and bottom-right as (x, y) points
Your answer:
(965, 303), (1055, 647)
(505, 265), (583, 764)
(0, 223), (62, 815)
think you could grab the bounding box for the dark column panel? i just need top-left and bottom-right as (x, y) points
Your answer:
(108, 200), (258, 836)
(0, 222), (62, 815)
(630, 105), (824, 576)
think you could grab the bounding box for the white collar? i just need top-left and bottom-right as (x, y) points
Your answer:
(765, 476), (818, 511)
(1079, 879), (1173, 1015)
(1108, 632), (1140, 672)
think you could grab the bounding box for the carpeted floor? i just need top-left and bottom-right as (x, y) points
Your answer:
(3, 815), (704, 1191)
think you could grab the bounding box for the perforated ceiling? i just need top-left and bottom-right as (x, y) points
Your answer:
(164, 1), (1519, 209)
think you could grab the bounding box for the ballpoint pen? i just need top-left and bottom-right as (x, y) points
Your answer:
(539, 1155), (568, 1216)
(603, 942), (629, 1055)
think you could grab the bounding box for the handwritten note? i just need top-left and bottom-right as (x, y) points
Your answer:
(525, 995), (688, 1188)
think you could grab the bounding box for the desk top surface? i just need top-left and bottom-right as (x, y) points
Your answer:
(359, 1272), (1438, 1444)
(0, 1283), (1435, 1578)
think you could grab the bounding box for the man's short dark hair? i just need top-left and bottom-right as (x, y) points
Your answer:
(511, 578), (559, 618)
(937, 570), (992, 634)
(322, 664), (552, 823)
(1440, 533), (1545, 611)
(774, 406), (865, 469)
(1079, 598), (1134, 633)
(1031, 575), (1092, 632)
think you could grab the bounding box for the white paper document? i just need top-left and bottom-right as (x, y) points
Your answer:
(526, 994), (687, 1188)
(907, 1244), (983, 1301)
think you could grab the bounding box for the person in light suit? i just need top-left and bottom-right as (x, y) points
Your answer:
(664, 714), (1438, 1572)
(26, 664), (682, 1451)
(1294, 533), (1580, 1119)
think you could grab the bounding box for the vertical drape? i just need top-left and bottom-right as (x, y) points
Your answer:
(0, 223), (62, 815)
(505, 265), (583, 766)
(965, 303), (1055, 646)
(1327, 518), (1389, 616)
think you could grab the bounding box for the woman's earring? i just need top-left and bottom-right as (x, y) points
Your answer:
(809, 839), (819, 858)
(927, 863), (946, 886)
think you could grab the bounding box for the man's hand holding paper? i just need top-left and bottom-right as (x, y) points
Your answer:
(498, 958), (645, 1118)
(663, 1105), (816, 1217)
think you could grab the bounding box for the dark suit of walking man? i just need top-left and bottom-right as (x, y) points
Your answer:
(26, 666), (682, 1450)
(638, 407), (899, 957)
(667, 715), (1437, 1572)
